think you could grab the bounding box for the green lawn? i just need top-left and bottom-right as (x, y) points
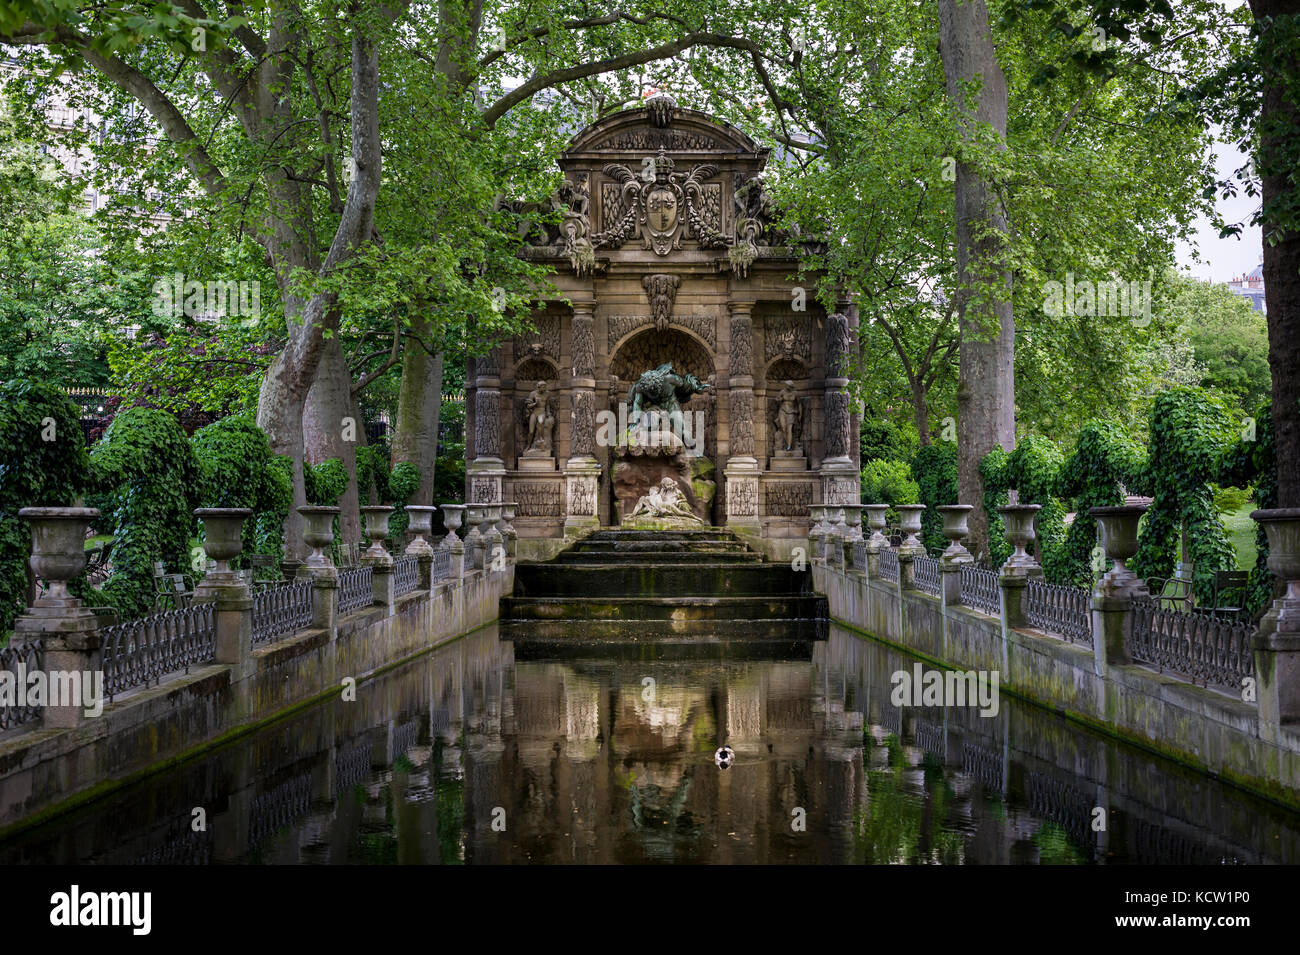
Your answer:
(1221, 503), (1257, 571)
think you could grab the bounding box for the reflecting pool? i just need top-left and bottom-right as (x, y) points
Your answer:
(4, 623), (1299, 864)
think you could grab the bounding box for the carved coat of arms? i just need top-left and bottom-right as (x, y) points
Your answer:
(596, 147), (727, 255)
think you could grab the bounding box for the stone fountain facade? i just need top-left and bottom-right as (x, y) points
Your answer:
(465, 95), (861, 559)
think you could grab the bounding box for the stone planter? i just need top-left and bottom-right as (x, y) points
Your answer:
(863, 504), (890, 550)
(896, 504), (926, 554)
(463, 503), (487, 568)
(998, 503), (1042, 575)
(17, 507), (100, 609)
(404, 505), (437, 557)
(298, 506), (339, 571)
(842, 504), (864, 542)
(440, 504), (465, 545)
(360, 506), (394, 561)
(1091, 504), (1148, 597)
(936, 504), (973, 563)
(194, 508), (252, 582)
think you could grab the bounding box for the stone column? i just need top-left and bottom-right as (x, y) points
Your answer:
(821, 308), (859, 507)
(565, 300), (600, 533)
(1090, 505), (1148, 670)
(937, 505), (974, 606)
(191, 508), (255, 689)
(297, 505), (340, 634)
(725, 301), (760, 531)
(441, 504), (467, 580)
(998, 503), (1042, 629)
(13, 508), (103, 729)
(469, 347), (506, 505)
(1251, 509), (1300, 726)
(360, 505), (395, 614)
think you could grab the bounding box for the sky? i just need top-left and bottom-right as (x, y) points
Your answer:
(1174, 132), (1263, 284)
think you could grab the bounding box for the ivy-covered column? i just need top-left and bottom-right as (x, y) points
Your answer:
(565, 300), (600, 533)
(821, 307), (859, 507)
(469, 347), (505, 505)
(725, 301), (760, 532)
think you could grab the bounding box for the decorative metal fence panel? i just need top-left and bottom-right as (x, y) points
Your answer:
(1130, 599), (1254, 690)
(338, 566), (374, 616)
(1025, 578), (1093, 647)
(960, 564), (1000, 617)
(393, 556), (419, 596)
(0, 638), (45, 731)
(879, 547), (899, 582)
(252, 579), (313, 645)
(101, 602), (217, 702)
(853, 539), (866, 573)
(914, 555), (941, 596)
(433, 547), (450, 582)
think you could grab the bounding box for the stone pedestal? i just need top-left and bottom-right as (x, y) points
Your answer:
(518, 452), (557, 472)
(1000, 574), (1029, 629)
(770, 450), (807, 471)
(11, 508), (104, 729)
(564, 459), (601, 534)
(725, 458), (761, 531)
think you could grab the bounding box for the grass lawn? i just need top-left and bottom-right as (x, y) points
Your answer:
(1221, 503), (1258, 571)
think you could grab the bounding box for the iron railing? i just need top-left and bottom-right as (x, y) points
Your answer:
(852, 539), (867, 573)
(1130, 599), (1254, 690)
(878, 547), (899, 582)
(248, 770), (314, 849)
(0, 637), (45, 731)
(433, 547), (450, 582)
(338, 566), (374, 616)
(914, 555), (941, 596)
(393, 556), (419, 596)
(101, 602), (217, 702)
(960, 564), (1000, 617)
(1025, 578), (1092, 647)
(251, 579), (313, 645)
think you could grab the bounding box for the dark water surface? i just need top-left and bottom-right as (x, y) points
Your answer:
(3, 623), (1299, 864)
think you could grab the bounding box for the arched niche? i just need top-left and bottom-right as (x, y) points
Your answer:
(608, 327), (717, 460)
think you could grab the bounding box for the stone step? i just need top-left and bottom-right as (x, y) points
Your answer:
(512, 562), (810, 599)
(500, 619), (828, 654)
(552, 551), (761, 565)
(570, 538), (748, 552)
(501, 594), (827, 622)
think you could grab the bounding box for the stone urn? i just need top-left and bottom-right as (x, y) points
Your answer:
(1091, 504), (1149, 597)
(896, 504), (926, 553)
(360, 505), (394, 562)
(936, 504), (974, 563)
(440, 505), (465, 545)
(463, 503), (487, 564)
(404, 505), (437, 557)
(18, 507), (100, 610)
(194, 508), (252, 582)
(1255, 508), (1300, 632)
(808, 504), (828, 539)
(863, 504), (891, 549)
(842, 504), (864, 542)
(999, 503), (1042, 574)
(297, 506), (339, 574)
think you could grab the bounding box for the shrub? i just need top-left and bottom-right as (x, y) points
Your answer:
(0, 380), (91, 634)
(911, 442), (958, 556)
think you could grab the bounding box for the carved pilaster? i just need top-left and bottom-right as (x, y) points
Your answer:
(822, 311), (853, 466)
(727, 302), (756, 460)
(571, 307), (595, 379)
(474, 388), (501, 459)
(729, 306), (753, 378)
(571, 390), (596, 457)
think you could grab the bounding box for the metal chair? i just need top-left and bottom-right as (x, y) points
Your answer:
(1208, 570), (1250, 621)
(1146, 576), (1193, 613)
(154, 571), (196, 611)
